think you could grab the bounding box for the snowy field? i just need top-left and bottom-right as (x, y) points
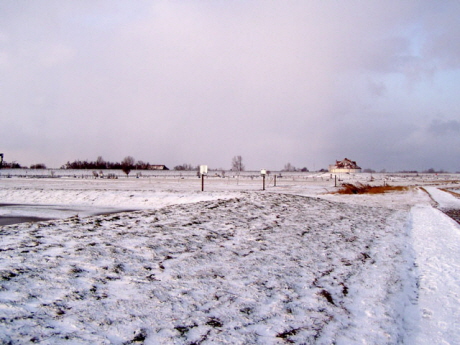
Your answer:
(1, 173), (460, 344)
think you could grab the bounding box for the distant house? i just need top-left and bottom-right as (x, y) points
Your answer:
(147, 165), (169, 170)
(329, 158), (361, 173)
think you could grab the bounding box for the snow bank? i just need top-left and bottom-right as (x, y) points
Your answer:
(0, 185), (238, 210)
(0, 193), (412, 344)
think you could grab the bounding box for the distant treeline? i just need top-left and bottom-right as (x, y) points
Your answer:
(62, 157), (159, 170)
(1, 161), (46, 169)
(0, 156), (455, 174)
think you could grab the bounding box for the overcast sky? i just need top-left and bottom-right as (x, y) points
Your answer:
(1, 1), (459, 171)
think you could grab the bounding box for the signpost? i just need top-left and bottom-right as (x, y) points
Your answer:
(261, 169), (267, 190)
(200, 165), (208, 191)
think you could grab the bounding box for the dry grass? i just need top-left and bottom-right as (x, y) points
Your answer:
(440, 188), (460, 198)
(336, 183), (409, 195)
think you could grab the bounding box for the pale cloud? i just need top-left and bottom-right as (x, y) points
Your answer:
(38, 44), (75, 68)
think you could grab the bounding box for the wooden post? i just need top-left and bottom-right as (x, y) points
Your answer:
(274, 175), (277, 187)
(260, 169), (267, 190)
(335, 175), (337, 187)
(200, 165), (208, 191)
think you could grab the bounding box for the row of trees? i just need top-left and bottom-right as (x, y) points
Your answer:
(1, 161), (47, 169)
(62, 156), (152, 177)
(281, 163), (309, 172)
(0, 154), (323, 173)
(64, 156), (247, 173)
(84, 156), (245, 177)
(173, 163), (198, 171)
(230, 158), (310, 172)
(62, 156), (153, 171)
(173, 156), (247, 173)
(171, 156), (247, 172)
(0, 154), (320, 173)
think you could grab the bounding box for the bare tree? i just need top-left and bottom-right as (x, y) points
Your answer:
(282, 163), (296, 172)
(96, 156), (106, 169)
(174, 163), (196, 171)
(231, 155), (245, 173)
(30, 163), (47, 169)
(121, 156), (135, 177)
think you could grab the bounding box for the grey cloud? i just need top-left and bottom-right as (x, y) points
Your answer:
(422, 1), (460, 69)
(367, 79), (387, 97)
(427, 119), (460, 136)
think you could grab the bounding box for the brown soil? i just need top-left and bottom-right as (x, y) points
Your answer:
(442, 209), (460, 225)
(335, 183), (409, 195)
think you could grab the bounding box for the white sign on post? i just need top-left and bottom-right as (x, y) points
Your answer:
(200, 165), (208, 192)
(261, 169), (267, 190)
(200, 165), (208, 175)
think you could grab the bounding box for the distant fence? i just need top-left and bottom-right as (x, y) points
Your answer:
(0, 169), (330, 180)
(1, 169), (459, 186)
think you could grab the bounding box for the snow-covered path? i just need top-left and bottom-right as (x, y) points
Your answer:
(406, 188), (460, 344)
(424, 187), (460, 210)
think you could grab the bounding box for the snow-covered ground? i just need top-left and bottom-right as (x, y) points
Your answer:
(0, 175), (459, 344)
(405, 187), (460, 345)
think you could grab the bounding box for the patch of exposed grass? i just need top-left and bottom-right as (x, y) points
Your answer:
(336, 183), (409, 194)
(440, 188), (460, 198)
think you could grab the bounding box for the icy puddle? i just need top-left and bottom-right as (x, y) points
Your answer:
(0, 203), (138, 226)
